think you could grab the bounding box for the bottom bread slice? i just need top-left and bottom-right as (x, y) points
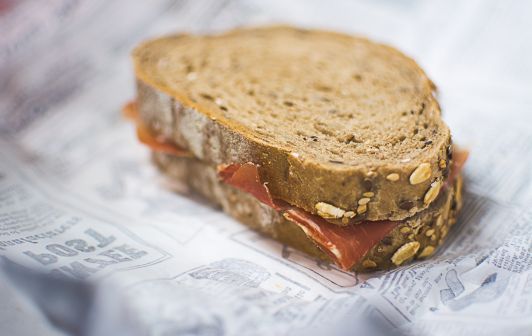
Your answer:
(153, 152), (463, 271)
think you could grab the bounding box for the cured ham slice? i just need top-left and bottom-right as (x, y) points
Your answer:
(449, 149), (468, 183)
(218, 162), (398, 270)
(123, 102), (191, 157)
(218, 163), (281, 209)
(283, 209), (396, 270)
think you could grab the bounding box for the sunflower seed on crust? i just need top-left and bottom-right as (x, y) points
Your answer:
(386, 173), (400, 182)
(315, 202), (345, 219)
(435, 214), (444, 227)
(441, 226), (448, 238)
(424, 180), (442, 205)
(418, 246), (435, 258)
(410, 163), (431, 185)
(344, 211), (356, 218)
(400, 227), (411, 234)
(391, 241), (420, 265)
(362, 260), (377, 268)
(358, 198), (371, 205)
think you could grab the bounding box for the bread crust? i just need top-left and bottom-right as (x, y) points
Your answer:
(133, 26), (452, 223)
(153, 152), (462, 271)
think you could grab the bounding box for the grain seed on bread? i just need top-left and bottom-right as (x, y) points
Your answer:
(424, 180), (442, 205)
(362, 260), (378, 269)
(391, 241), (421, 266)
(315, 202), (346, 219)
(386, 173), (400, 182)
(400, 227), (412, 234)
(344, 211), (356, 218)
(436, 214), (444, 227)
(358, 198), (371, 205)
(409, 163), (432, 185)
(418, 246), (435, 258)
(357, 204), (368, 214)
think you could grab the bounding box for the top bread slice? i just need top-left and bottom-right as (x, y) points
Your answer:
(133, 26), (452, 223)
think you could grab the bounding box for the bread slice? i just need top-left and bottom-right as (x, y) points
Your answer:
(133, 26), (452, 223)
(153, 152), (462, 271)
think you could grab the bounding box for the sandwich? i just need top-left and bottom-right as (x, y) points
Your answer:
(125, 26), (467, 271)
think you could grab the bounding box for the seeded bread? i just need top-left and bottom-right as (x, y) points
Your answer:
(153, 152), (462, 271)
(133, 26), (452, 224)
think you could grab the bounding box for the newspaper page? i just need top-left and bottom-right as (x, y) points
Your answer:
(0, 1), (531, 335)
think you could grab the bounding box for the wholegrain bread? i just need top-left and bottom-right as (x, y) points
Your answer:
(153, 152), (462, 271)
(133, 26), (452, 224)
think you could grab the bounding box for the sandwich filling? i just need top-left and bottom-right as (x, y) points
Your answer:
(124, 102), (467, 270)
(123, 102), (191, 157)
(216, 158), (465, 270)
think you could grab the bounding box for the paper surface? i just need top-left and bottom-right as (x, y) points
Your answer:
(1, 1), (531, 335)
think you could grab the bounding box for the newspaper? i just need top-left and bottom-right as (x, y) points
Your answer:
(1, 1), (531, 335)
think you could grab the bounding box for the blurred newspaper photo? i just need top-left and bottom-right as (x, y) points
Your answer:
(1, 1), (531, 335)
